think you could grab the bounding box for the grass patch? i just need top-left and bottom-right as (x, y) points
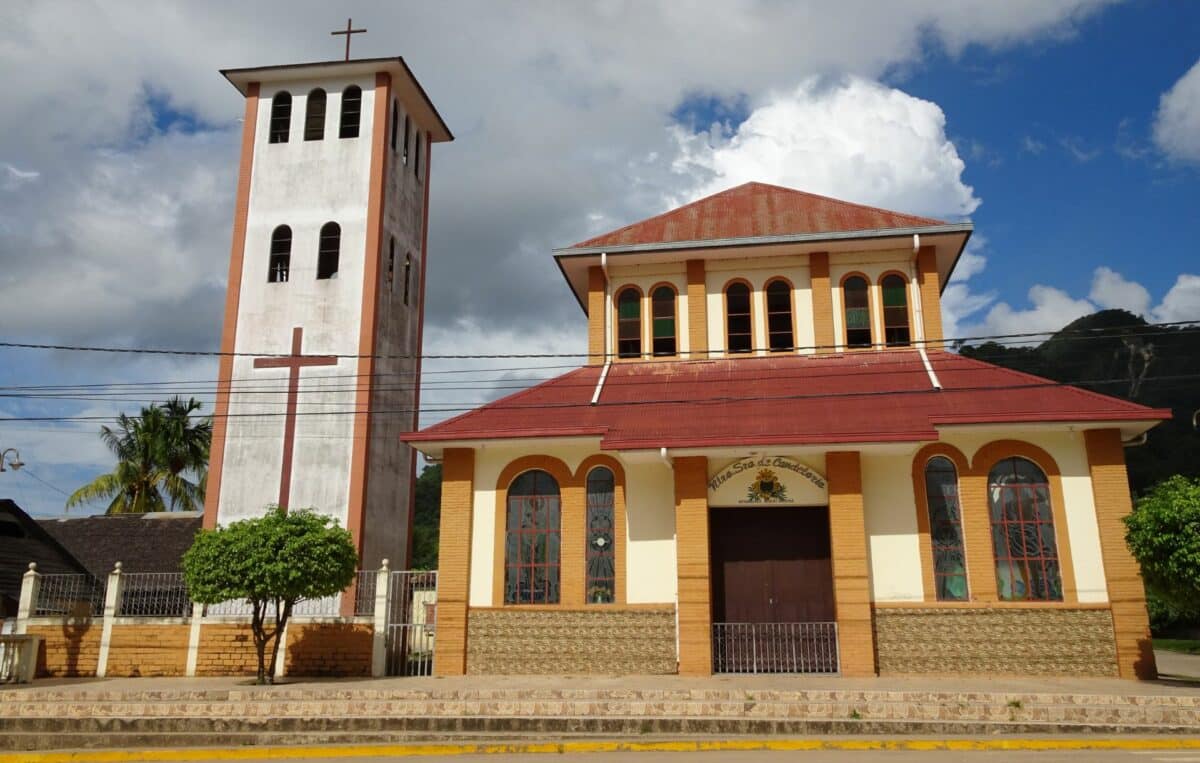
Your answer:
(1154, 638), (1200, 655)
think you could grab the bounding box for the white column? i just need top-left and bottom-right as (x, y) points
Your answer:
(15, 563), (40, 635)
(185, 602), (204, 677)
(371, 559), (391, 677)
(95, 561), (122, 678)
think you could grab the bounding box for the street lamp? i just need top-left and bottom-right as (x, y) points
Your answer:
(0, 448), (24, 472)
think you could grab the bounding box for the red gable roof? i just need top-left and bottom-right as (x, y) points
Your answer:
(406, 352), (1169, 450)
(571, 182), (947, 250)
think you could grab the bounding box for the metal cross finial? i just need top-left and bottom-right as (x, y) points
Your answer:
(331, 18), (367, 61)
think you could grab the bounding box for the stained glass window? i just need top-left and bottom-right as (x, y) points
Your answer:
(988, 457), (1063, 602)
(726, 282), (752, 353)
(766, 279), (794, 352)
(881, 274), (911, 347)
(651, 286), (677, 356)
(616, 287), (641, 359)
(923, 456), (968, 601)
(504, 470), (561, 605)
(585, 467), (616, 604)
(843, 276), (871, 348)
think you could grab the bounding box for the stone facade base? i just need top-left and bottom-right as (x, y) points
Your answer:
(873, 606), (1118, 676)
(467, 608), (677, 674)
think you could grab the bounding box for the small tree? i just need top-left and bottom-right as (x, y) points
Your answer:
(182, 506), (357, 684)
(1124, 475), (1200, 617)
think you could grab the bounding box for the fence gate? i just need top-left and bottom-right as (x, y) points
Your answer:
(385, 570), (437, 676)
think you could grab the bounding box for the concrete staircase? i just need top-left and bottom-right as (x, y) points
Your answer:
(4, 686), (1200, 751)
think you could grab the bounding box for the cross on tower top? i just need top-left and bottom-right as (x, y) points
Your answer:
(331, 18), (367, 61)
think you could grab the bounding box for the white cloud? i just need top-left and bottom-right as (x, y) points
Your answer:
(1020, 135), (1046, 155)
(1, 163), (39, 191)
(1151, 274), (1200, 323)
(669, 76), (980, 219)
(1153, 57), (1200, 163)
(1089, 266), (1151, 315)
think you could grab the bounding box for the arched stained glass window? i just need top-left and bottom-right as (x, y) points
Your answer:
(651, 286), (677, 356)
(924, 456), (968, 601)
(268, 225), (291, 283)
(765, 279), (794, 352)
(269, 91), (292, 144)
(726, 282), (752, 354)
(585, 467), (616, 604)
(304, 89), (326, 141)
(881, 274), (911, 347)
(505, 470), (561, 605)
(843, 275), (871, 348)
(339, 85), (362, 139)
(317, 222), (340, 280)
(616, 287), (641, 359)
(988, 457), (1063, 602)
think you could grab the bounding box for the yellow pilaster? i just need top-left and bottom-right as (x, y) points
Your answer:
(917, 246), (944, 349)
(433, 448), (475, 676)
(810, 252), (834, 353)
(674, 456), (711, 675)
(686, 259), (708, 359)
(827, 451), (875, 676)
(587, 266), (606, 366)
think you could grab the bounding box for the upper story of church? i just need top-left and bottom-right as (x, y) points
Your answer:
(553, 182), (973, 364)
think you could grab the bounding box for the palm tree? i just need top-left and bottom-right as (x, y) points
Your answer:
(66, 397), (212, 514)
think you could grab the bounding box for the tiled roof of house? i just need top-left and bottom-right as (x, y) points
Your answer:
(405, 352), (1169, 450)
(571, 182), (947, 249)
(36, 511), (202, 577)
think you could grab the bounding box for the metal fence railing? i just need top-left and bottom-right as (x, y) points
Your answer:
(386, 570), (437, 676)
(117, 573), (191, 617)
(353, 570), (378, 616)
(292, 594), (342, 617)
(34, 574), (106, 618)
(712, 622), (840, 674)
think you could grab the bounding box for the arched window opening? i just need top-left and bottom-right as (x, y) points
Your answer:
(765, 279), (794, 351)
(882, 274), (911, 347)
(339, 85), (362, 139)
(390, 100), (398, 151)
(988, 457), (1063, 602)
(924, 457), (968, 601)
(304, 89), (326, 141)
(269, 91), (292, 144)
(404, 252), (413, 306)
(504, 469), (561, 604)
(651, 286), (677, 356)
(317, 222), (340, 280)
(387, 237), (396, 291)
(414, 131), (422, 176)
(402, 115), (411, 164)
(726, 282), (752, 354)
(616, 287), (641, 359)
(585, 467), (616, 604)
(843, 276), (871, 348)
(268, 225), (291, 283)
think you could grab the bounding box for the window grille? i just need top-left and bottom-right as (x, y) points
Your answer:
(881, 274), (911, 346)
(651, 286), (676, 356)
(269, 91), (292, 144)
(585, 467), (616, 604)
(765, 279), (794, 351)
(726, 282), (752, 353)
(616, 288), (641, 358)
(988, 457), (1063, 601)
(268, 225), (291, 283)
(304, 89), (326, 141)
(504, 470), (561, 604)
(924, 456), (968, 601)
(339, 86), (362, 139)
(843, 276), (871, 348)
(317, 222), (340, 280)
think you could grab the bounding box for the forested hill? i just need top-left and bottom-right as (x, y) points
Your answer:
(958, 309), (1200, 494)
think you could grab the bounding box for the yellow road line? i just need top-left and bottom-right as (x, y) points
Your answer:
(6, 737), (1200, 762)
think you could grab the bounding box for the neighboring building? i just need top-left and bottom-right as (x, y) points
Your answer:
(406, 182), (1168, 679)
(36, 511), (203, 578)
(0, 500), (89, 620)
(203, 57), (453, 572)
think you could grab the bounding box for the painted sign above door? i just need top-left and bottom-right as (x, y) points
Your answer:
(707, 456), (828, 507)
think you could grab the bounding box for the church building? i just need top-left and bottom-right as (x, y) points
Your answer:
(203, 56), (452, 580)
(406, 182), (1168, 679)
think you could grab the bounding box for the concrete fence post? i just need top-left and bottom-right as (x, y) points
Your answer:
(15, 563), (40, 635)
(185, 601), (204, 677)
(95, 561), (122, 678)
(371, 559), (391, 677)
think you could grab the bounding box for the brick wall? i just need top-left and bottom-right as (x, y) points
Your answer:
(28, 622), (101, 677)
(105, 623), (189, 676)
(874, 607), (1119, 676)
(194, 622), (260, 676)
(285, 622), (372, 676)
(467, 608), (676, 674)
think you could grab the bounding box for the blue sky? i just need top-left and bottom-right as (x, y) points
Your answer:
(0, 1), (1198, 518)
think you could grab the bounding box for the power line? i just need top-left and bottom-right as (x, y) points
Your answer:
(20, 467), (71, 498)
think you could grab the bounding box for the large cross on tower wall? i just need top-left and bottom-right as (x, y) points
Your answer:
(253, 327), (337, 511)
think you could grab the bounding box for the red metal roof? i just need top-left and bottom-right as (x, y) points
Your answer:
(571, 182), (947, 249)
(405, 352), (1170, 450)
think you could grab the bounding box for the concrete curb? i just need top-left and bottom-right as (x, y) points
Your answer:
(6, 738), (1200, 762)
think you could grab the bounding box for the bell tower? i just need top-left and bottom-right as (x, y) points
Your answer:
(203, 56), (453, 572)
